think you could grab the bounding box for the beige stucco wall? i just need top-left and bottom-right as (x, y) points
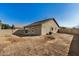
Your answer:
(41, 20), (59, 35)
(24, 25), (41, 35)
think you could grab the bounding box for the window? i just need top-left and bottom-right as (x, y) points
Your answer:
(25, 30), (28, 33)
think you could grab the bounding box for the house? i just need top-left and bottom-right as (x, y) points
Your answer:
(23, 18), (59, 36)
(13, 18), (59, 36)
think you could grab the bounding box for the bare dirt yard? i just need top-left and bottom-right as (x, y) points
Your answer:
(0, 30), (74, 56)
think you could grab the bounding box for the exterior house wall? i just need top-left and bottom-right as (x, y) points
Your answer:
(24, 25), (41, 35)
(41, 20), (59, 35)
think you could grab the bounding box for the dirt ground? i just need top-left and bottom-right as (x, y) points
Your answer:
(0, 30), (74, 56)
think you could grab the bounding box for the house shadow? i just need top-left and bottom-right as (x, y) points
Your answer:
(68, 35), (79, 56)
(13, 29), (40, 37)
(13, 29), (26, 37)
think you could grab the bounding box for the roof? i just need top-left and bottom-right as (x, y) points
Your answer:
(24, 18), (59, 27)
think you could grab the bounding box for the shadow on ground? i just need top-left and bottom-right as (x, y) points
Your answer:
(68, 35), (79, 56)
(13, 30), (40, 37)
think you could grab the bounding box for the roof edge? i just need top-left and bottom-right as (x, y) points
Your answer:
(24, 18), (60, 28)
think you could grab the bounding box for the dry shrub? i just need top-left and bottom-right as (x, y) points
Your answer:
(6, 37), (25, 43)
(0, 41), (11, 53)
(44, 35), (55, 40)
(0, 42), (54, 56)
(0, 33), (73, 56)
(0, 39), (69, 56)
(58, 28), (79, 35)
(6, 38), (18, 43)
(4, 35), (11, 37)
(0, 35), (69, 56)
(56, 33), (73, 44)
(0, 44), (7, 52)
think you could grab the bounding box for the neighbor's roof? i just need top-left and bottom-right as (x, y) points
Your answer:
(24, 18), (59, 27)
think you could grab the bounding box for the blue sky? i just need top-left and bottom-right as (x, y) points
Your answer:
(0, 3), (79, 27)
